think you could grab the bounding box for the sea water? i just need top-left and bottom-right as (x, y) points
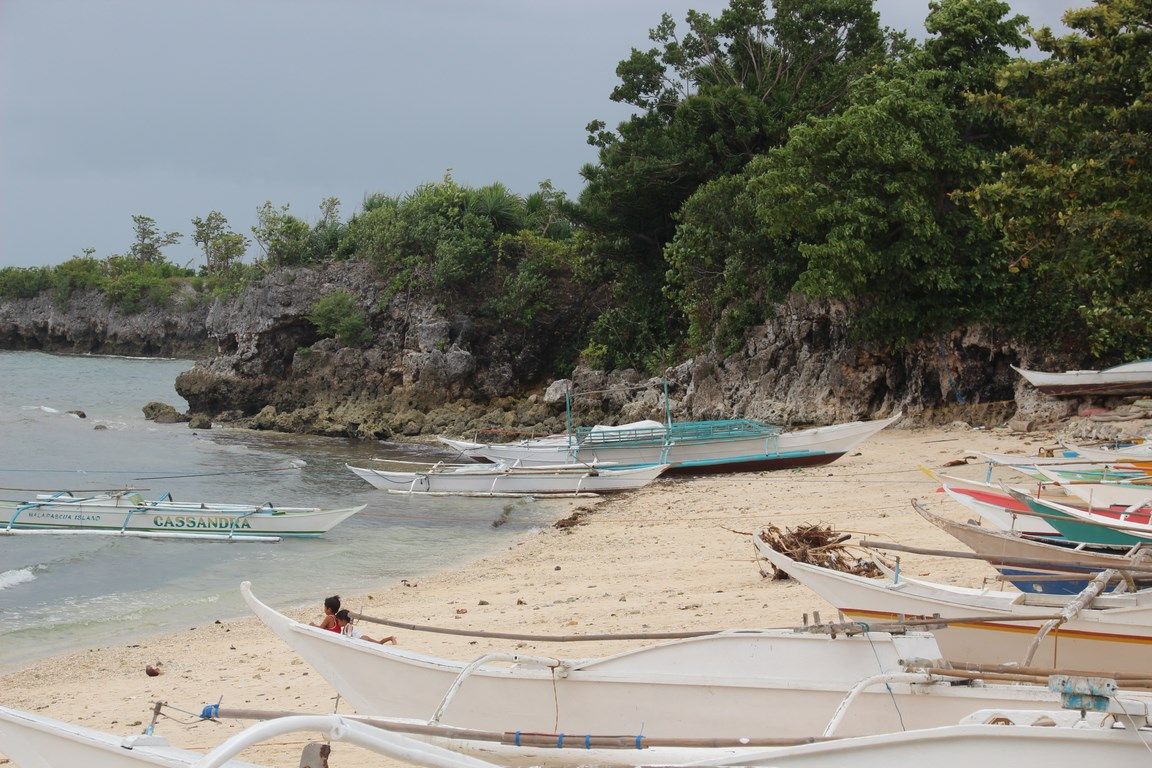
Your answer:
(0, 351), (576, 670)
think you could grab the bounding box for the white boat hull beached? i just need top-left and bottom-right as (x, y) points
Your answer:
(1033, 470), (1152, 509)
(241, 583), (1091, 741)
(939, 484), (1062, 537)
(0, 494), (364, 538)
(754, 537), (1152, 675)
(440, 414), (900, 475)
(1013, 360), (1152, 396)
(347, 462), (668, 496)
(3, 702), (1152, 768)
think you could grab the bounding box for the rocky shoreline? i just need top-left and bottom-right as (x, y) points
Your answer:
(5, 264), (1149, 443)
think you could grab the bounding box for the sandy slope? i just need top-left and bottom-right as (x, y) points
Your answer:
(0, 423), (1054, 767)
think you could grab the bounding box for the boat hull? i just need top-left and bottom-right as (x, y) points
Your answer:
(3, 705), (1151, 768)
(347, 464), (667, 496)
(441, 415), (899, 474)
(242, 584), (1079, 741)
(917, 501), (1147, 594)
(754, 537), (1152, 675)
(0, 500), (364, 537)
(1013, 361), (1152, 396)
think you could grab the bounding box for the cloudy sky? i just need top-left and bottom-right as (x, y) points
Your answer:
(0, 0), (1081, 268)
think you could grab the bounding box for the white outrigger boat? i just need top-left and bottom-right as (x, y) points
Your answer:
(0, 491), (364, 539)
(1032, 467), (1152, 509)
(754, 537), (1152, 676)
(241, 582), (1115, 740)
(439, 414), (900, 475)
(1012, 359), (1152, 396)
(347, 461), (668, 497)
(3, 702), (1151, 768)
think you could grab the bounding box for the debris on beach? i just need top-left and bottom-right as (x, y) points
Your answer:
(758, 524), (882, 580)
(554, 508), (591, 530)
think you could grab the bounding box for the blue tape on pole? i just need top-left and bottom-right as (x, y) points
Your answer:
(635, 735), (643, 750)
(199, 704), (219, 719)
(585, 735), (591, 750)
(514, 731), (521, 747)
(557, 734), (565, 748)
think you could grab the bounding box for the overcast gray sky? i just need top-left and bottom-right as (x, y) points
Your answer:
(0, 0), (1080, 268)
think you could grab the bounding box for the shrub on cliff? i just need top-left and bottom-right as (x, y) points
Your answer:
(0, 266), (53, 299)
(101, 257), (192, 313)
(309, 290), (371, 346)
(0, 256), (191, 312)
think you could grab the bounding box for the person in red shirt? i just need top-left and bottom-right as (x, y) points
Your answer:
(311, 595), (341, 632)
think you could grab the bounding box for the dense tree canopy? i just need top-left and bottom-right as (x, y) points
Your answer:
(578, 0), (891, 367)
(963, 0), (1152, 358)
(2, 0), (1147, 373)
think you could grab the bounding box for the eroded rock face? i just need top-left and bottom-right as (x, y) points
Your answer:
(171, 262), (587, 437)
(4, 263), (1102, 437)
(0, 287), (213, 357)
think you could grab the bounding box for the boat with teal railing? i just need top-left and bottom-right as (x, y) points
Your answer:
(440, 413), (900, 475)
(0, 490), (364, 540)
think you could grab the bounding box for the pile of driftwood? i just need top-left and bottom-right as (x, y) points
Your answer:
(759, 524), (883, 580)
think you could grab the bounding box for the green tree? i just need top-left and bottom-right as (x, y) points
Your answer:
(128, 215), (182, 264)
(963, 0), (1152, 358)
(252, 201), (312, 268)
(667, 0), (1028, 347)
(191, 211), (249, 274)
(577, 0), (890, 368)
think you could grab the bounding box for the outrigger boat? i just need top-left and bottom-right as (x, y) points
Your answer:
(913, 499), (1152, 595)
(0, 491), (364, 540)
(242, 582), (1114, 740)
(439, 414), (901, 475)
(3, 702), (1151, 768)
(1012, 359), (1152, 396)
(347, 461), (668, 497)
(754, 537), (1152, 676)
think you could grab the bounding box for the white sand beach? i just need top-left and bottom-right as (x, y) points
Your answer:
(0, 423), (1054, 767)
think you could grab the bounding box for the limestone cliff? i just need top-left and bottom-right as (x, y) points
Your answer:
(0, 287), (213, 357)
(0, 263), (1107, 437)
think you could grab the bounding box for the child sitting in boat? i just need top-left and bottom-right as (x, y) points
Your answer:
(335, 609), (396, 645)
(311, 595), (341, 632)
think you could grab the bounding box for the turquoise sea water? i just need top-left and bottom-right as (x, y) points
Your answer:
(0, 351), (576, 670)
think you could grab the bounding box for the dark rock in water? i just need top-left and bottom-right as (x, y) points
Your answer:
(93, 423), (108, 431)
(142, 401), (189, 423)
(188, 414), (212, 430)
(67, 410), (86, 419)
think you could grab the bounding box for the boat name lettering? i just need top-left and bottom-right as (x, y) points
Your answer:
(23, 511), (104, 522)
(152, 516), (252, 530)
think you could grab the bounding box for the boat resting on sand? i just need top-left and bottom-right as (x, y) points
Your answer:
(1012, 359), (1152, 396)
(4, 701), (1152, 768)
(1031, 468), (1152, 509)
(0, 491), (364, 539)
(242, 582), (1106, 741)
(754, 537), (1152, 676)
(936, 483), (1062, 537)
(913, 499), (1152, 595)
(347, 462), (668, 497)
(439, 414), (901, 475)
(2, 702), (1152, 768)
(1011, 490), (1152, 547)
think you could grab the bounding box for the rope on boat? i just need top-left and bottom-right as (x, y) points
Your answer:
(347, 612), (1070, 642)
